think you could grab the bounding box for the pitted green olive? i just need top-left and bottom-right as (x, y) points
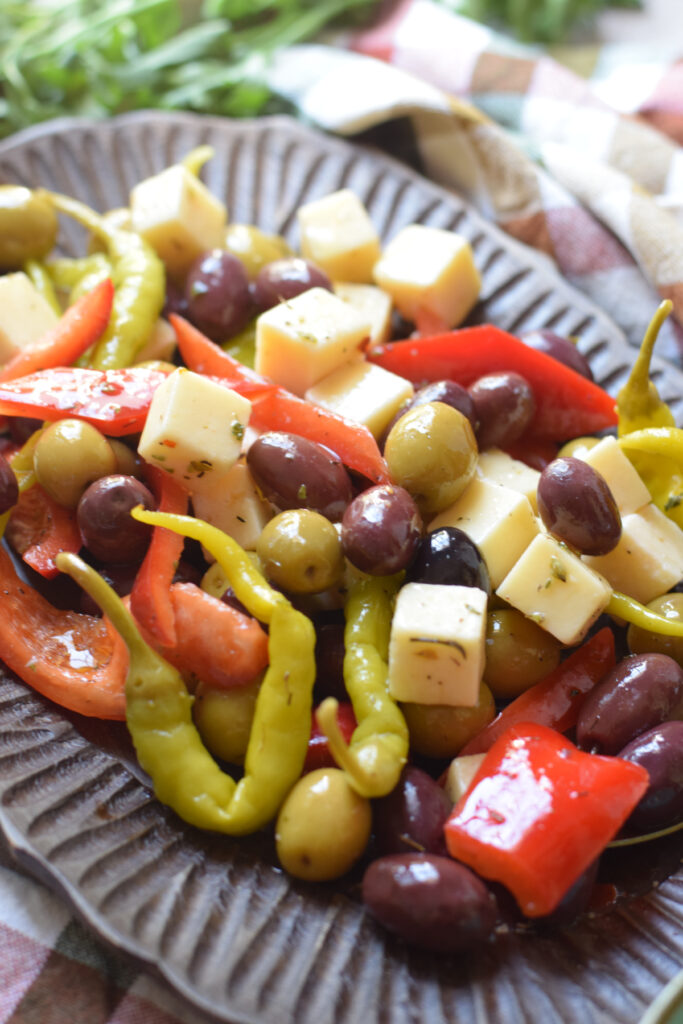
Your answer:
(401, 683), (495, 758)
(256, 509), (345, 594)
(33, 419), (117, 508)
(193, 675), (262, 765)
(0, 186), (59, 270)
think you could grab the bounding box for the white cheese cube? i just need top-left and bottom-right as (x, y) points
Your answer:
(497, 533), (612, 645)
(297, 189), (381, 283)
(0, 272), (60, 362)
(475, 448), (541, 514)
(333, 283), (392, 348)
(254, 287), (370, 396)
(373, 225), (481, 328)
(577, 436), (651, 515)
(429, 477), (539, 589)
(138, 368), (251, 495)
(388, 583), (487, 707)
(192, 460), (272, 553)
(444, 753), (486, 805)
(584, 503), (683, 604)
(130, 165), (226, 279)
(305, 360), (413, 440)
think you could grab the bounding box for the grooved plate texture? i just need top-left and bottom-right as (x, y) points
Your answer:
(0, 112), (683, 1024)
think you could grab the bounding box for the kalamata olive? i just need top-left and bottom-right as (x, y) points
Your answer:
(468, 372), (535, 450)
(373, 765), (451, 858)
(401, 683), (496, 759)
(77, 474), (156, 564)
(383, 381), (478, 445)
(185, 249), (253, 340)
(537, 860), (599, 929)
(251, 257), (332, 312)
(362, 853), (497, 953)
(78, 562), (142, 616)
(162, 278), (189, 320)
(33, 419), (118, 508)
(256, 509), (345, 594)
(342, 484), (422, 576)
(0, 454), (18, 515)
(484, 608), (562, 700)
(314, 621), (347, 703)
(224, 223), (292, 279)
(246, 431), (353, 521)
(537, 457), (621, 555)
(619, 721), (683, 833)
(576, 652), (683, 755)
(519, 330), (594, 380)
(407, 526), (490, 594)
(8, 416), (43, 446)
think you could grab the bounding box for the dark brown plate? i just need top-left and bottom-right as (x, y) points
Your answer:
(1, 112), (683, 1024)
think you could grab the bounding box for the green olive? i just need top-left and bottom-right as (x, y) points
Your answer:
(558, 436), (600, 459)
(33, 418), (117, 508)
(256, 509), (344, 594)
(224, 224), (293, 280)
(0, 186), (59, 270)
(109, 439), (144, 479)
(193, 675), (262, 765)
(384, 402), (478, 520)
(627, 593), (683, 668)
(400, 683), (495, 758)
(483, 608), (561, 700)
(276, 767), (371, 881)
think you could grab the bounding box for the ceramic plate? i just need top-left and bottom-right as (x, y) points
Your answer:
(1, 111), (683, 1024)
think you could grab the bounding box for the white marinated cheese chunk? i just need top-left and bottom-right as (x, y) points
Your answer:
(373, 224), (481, 328)
(333, 283), (392, 348)
(297, 189), (381, 283)
(577, 436), (651, 516)
(254, 287), (370, 396)
(192, 460), (272, 553)
(305, 361), (413, 440)
(584, 503), (683, 604)
(497, 533), (612, 645)
(138, 368), (251, 496)
(130, 164), (226, 279)
(444, 753), (486, 805)
(429, 477), (539, 588)
(0, 272), (59, 362)
(388, 583), (487, 707)
(475, 448), (541, 514)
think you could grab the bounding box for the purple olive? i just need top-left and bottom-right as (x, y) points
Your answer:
(0, 453), (18, 515)
(251, 258), (332, 312)
(185, 249), (253, 340)
(519, 330), (594, 381)
(246, 432), (353, 521)
(619, 721), (683, 832)
(373, 766), (451, 857)
(77, 474), (156, 564)
(341, 484), (423, 575)
(537, 457), (621, 555)
(468, 372), (535, 450)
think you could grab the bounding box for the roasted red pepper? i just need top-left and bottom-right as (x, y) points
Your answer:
(6, 484), (82, 579)
(461, 627), (615, 756)
(369, 326), (618, 441)
(171, 314), (276, 398)
(444, 722), (649, 917)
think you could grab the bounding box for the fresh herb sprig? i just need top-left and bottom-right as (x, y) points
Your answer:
(452, 0), (642, 44)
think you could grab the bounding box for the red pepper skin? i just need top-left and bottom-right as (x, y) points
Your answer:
(6, 484), (82, 579)
(0, 366), (168, 437)
(171, 314), (276, 398)
(369, 326), (618, 441)
(444, 722), (649, 917)
(460, 627), (616, 756)
(0, 278), (114, 384)
(304, 702), (357, 772)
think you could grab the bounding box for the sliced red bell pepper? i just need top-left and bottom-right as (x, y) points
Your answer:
(460, 627), (615, 756)
(369, 326), (618, 441)
(0, 366), (168, 437)
(171, 314), (276, 398)
(304, 701), (357, 773)
(444, 721), (649, 917)
(0, 278), (114, 384)
(0, 543), (127, 719)
(5, 484), (82, 579)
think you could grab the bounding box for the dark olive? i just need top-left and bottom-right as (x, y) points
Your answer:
(619, 721), (683, 833)
(382, 380), (478, 445)
(576, 652), (683, 755)
(341, 484), (422, 575)
(314, 620), (347, 703)
(7, 416), (43, 446)
(519, 330), (594, 381)
(537, 457), (621, 555)
(362, 853), (497, 953)
(246, 431), (353, 521)
(77, 475), (156, 564)
(407, 526), (490, 595)
(185, 249), (253, 340)
(537, 860), (599, 929)
(468, 372), (535, 450)
(0, 454), (18, 515)
(372, 765), (451, 858)
(251, 257), (332, 312)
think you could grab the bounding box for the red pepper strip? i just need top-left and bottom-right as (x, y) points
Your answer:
(460, 627), (615, 756)
(0, 366), (168, 437)
(0, 279), (114, 384)
(444, 722), (648, 917)
(129, 466), (188, 647)
(304, 701), (357, 773)
(5, 484), (82, 579)
(173, 314), (390, 485)
(0, 543), (128, 719)
(369, 326), (618, 441)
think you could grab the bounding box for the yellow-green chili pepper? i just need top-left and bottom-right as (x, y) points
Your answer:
(22, 259), (62, 315)
(317, 573), (408, 799)
(617, 300), (675, 436)
(46, 192), (165, 371)
(618, 427), (683, 527)
(181, 145), (215, 178)
(222, 319), (257, 368)
(609, 590), (683, 637)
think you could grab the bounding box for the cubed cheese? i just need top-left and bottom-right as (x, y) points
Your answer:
(444, 754), (486, 805)
(192, 460), (272, 553)
(577, 436), (651, 516)
(305, 360), (413, 439)
(373, 225), (481, 328)
(387, 583), (487, 707)
(130, 164), (226, 279)
(584, 503), (683, 604)
(138, 368), (251, 495)
(333, 283), (392, 348)
(429, 477), (539, 588)
(297, 189), (381, 283)
(497, 533), (612, 645)
(254, 287), (370, 396)
(0, 272), (60, 362)
(475, 448), (541, 514)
